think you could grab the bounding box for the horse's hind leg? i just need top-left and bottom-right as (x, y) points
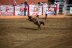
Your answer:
(42, 22), (44, 25)
(38, 25), (41, 30)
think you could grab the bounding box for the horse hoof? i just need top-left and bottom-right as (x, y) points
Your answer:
(40, 29), (41, 30)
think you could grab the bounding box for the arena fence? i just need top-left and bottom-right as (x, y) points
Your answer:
(0, 4), (59, 16)
(0, 5), (14, 16)
(63, 4), (72, 16)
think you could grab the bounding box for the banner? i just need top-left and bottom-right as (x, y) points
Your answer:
(43, 4), (55, 15)
(1, 5), (14, 16)
(29, 4), (42, 15)
(0, 4), (56, 16)
(15, 5), (28, 16)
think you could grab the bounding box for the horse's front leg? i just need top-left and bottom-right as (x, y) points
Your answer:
(38, 25), (41, 30)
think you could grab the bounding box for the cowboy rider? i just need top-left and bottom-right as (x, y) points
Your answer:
(35, 15), (40, 24)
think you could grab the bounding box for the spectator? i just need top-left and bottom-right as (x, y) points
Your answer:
(54, 4), (57, 15)
(24, 0), (28, 8)
(24, 7), (27, 16)
(20, 3), (24, 6)
(45, 10), (48, 19)
(13, 0), (17, 6)
(13, 3), (16, 6)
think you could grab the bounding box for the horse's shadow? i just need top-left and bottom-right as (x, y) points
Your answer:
(19, 27), (38, 30)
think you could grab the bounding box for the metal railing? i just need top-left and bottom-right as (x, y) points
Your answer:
(63, 4), (72, 16)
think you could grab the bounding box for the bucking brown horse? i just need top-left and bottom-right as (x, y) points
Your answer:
(27, 16), (44, 30)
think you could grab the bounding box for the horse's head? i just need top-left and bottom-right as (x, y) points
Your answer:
(28, 16), (32, 20)
(28, 16), (36, 22)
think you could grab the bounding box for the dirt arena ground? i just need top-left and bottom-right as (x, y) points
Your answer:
(0, 15), (72, 48)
